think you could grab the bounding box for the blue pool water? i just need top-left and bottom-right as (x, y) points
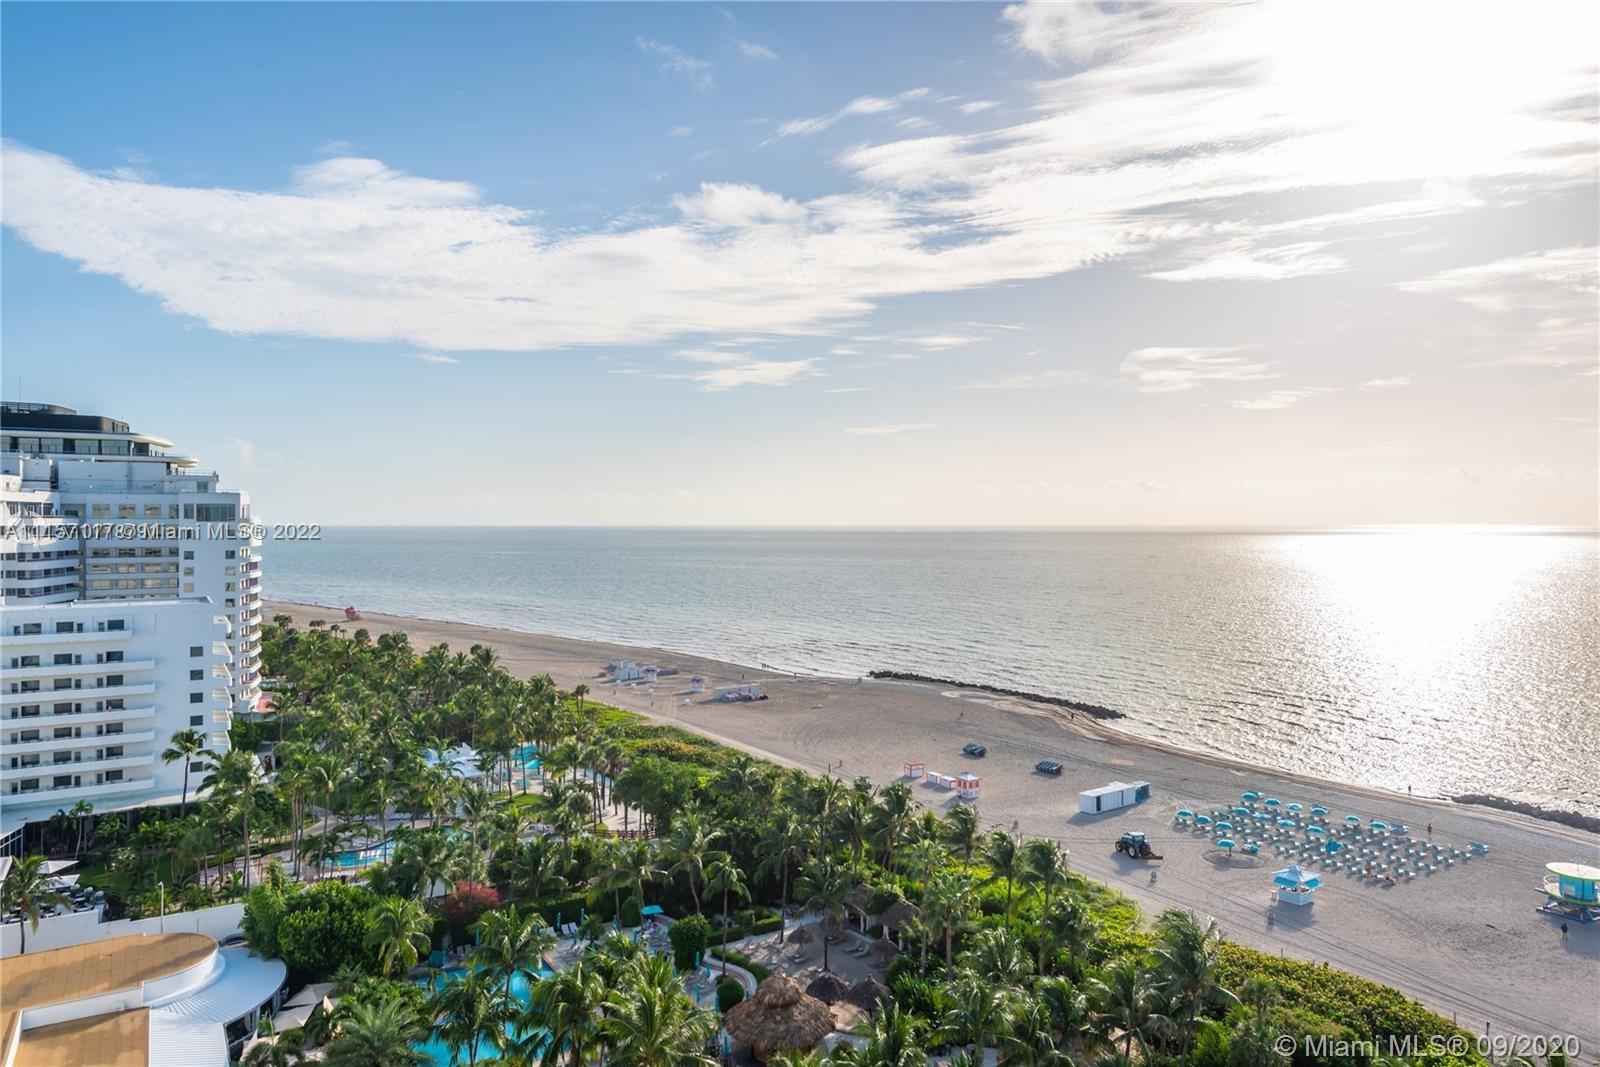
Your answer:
(332, 839), (396, 869)
(412, 965), (552, 1065)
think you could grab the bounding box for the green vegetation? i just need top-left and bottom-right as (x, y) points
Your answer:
(133, 615), (1475, 1065)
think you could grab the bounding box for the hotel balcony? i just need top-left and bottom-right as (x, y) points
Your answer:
(3, 704), (157, 727)
(3, 775), (154, 803)
(1, 658), (156, 680)
(2, 730), (157, 756)
(1, 680), (155, 705)
(1, 628), (133, 646)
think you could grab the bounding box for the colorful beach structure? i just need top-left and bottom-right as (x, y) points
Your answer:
(713, 682), (763, 702)
(1273, 863), (1321, 906)
(1541, 862), (1600, 923)
(903, 761), (925, 780)
(954, 773), (981, 801)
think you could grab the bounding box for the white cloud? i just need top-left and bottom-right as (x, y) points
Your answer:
(415, 351), (459, 364)
(1360, 376), (1410, 389)
(226, 437), (256, 470)
(637, 37), (712, 89)
(685, 358), (817, 391)
(772, 88), (930, 139)
(825, 387), (867, 393)
(1396, 246), (1597, 313)
(2, 3), (1594, 364)
(1120, 346), (1274, 393)
(1230, 389), (1327, 411)
(958, 100), (999, 114)
(736, 39), (778, 60)
(843, 423), (937, 436)
(1513, 464), (1558, 480)
(667, 125), (694, 138)
(672, 182), (805, 227)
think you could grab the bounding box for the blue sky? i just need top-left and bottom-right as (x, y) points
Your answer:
(3, 2), (1595, 525)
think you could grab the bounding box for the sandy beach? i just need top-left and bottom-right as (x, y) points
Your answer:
(269, 601), (1600, 1044)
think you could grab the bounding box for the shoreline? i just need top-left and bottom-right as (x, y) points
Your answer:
(269, 599), (1584, 829)
(265, 598), (1600, 1043)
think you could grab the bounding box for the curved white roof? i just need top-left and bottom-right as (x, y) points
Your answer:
(149, 947), (285, 1023)
(1547, 862), (1600, 880)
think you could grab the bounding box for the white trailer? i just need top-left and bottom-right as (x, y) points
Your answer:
(1077, 780), (1151, 815)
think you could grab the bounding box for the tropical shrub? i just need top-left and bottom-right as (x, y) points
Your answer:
(436, 882), (500, 944)
(669, 913), (712, 971)
(716, 976), (745, 1012)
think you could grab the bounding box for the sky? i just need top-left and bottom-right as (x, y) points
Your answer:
(2, 1), (1596, 527)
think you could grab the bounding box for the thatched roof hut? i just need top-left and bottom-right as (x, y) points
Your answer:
(868, 938), (899, 963)
(724, 975), (836, 1060)
(844, 976), (892, 1014)
(788, 923), (815, 945)
(876, 899), (921, 932)
(805, 971), (849, 1005)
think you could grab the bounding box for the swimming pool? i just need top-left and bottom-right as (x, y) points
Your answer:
(411, 965), (552, 1065)
(331, 839), (397, 869)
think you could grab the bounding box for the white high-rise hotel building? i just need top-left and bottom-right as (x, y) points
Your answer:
(0, 403), (262, 840)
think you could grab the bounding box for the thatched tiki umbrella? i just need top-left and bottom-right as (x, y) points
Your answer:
(805, 971), (849, 1005)
(724, 975), (836, 1061)
(844, 976), (892, 1015)
(788, 923), (815, 948)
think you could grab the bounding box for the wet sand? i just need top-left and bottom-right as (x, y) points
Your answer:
(268, 601), (1600, 1043)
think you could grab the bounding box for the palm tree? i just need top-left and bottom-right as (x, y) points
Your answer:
(962, 927), (1031, 987)
(794, 858), (853, 972)
(662, 809), (721, 914)
(1038, 975), (1102, 1056)
(980, 830), (1024, 931)
(704, 855), (750, 976)
(829, 1003), (928, 1067)
(201, 748), (267, 888)
(1156, 909), (1238, 1067)
(943, 805), (981, 869)
(402, 828), (460, 901)
(1091, 958), (1163, 1059)
(472, 904), (556, 998)
(430, 965), (516, 1067)
(161, 728), (208, 816)
(920, 868), (975, 971)
(529, 960), (607, 1066)
(756, 810), (805, 944)
(601, 954), (718, 1066)
(1, 855), (71, 954)
(1041, 897), (1096, 981)
(1024, 839), (1071, 969)
(67, 799), (94, 859)
(938, 968), (1019, 1060)
(572, 682), (590, 716)
(366, 896), (433, 977)
(322, 998), (428, 1067)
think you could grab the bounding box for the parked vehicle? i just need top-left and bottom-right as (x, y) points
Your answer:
(961, 742), (987, 758)
(1035, 759), (1063, 776)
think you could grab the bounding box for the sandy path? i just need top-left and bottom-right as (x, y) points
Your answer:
(268, 601), (1600, 1044)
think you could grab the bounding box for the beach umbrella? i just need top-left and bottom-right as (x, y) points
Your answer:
(1215, 821), (1233, 831)
(1307, 825), (1326, 835)
(845, 977), (893, 1015)
(724, 976), (836, 1059)
(1242, 791), (1261, 800)
(1264, 797), (1281, 807)
(1277, 818), (1295, 828)
(1324, 840), (1344, 853)
(788, 924), (815, 946)
(1287, 802), (1303, 811)
(1176, 808), (1195, 819)
(805, 972), (849, 1005)
(1195, 814), (1213, 825)
(1370, 820), (1389, 829)
(1311, 805), (1329, 816)
(1217, 838), (1235, 851)
(1232, 807), (1250, 816)
(1344, 815), (1362, 824)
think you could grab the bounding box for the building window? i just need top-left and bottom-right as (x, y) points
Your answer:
(189, 760), (206, 771)
(190, 645), (203, 657)
(91, 504), (110, 519)
(190, 715), (203, 726)
(190, 669), (203, 681)
(189, 692), (203, 704)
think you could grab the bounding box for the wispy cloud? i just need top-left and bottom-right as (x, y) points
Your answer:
(735, 39), (778, 60)
(682, 358), (818, 391)
(958, 100), (999, 114)
(843, 422), (937, 436)
(771, 88), (930, 140)
(415, 351), (459, 364)
(1120, 347), (1273, 393)
(963, 368), (1087, 389)
(666, 125), (694, 138)
(636, 37), (712, 89)
(1360, 376), (1410, 390)
(1231, 389), (1329, 411)
(1396, 246), (1597, 313)
(672, 182), (805, 227)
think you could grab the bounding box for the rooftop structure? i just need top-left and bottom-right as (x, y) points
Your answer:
(0, 932), (283, 1067)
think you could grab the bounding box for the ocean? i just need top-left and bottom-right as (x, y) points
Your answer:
(267, 527), (1598, 814)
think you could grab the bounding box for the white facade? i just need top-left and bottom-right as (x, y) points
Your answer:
(0, 403), (262, 716)
(0, 403), (259, 836)
(1, 598), (233, 834)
